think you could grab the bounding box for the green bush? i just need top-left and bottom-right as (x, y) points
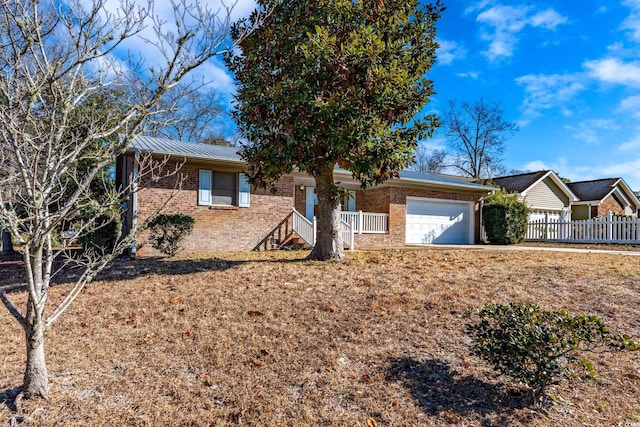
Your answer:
(147, 213), (195, 256)
(465, 302), (638, 402)
(482, 190), (529, 244)
(79, 214), (121, 252)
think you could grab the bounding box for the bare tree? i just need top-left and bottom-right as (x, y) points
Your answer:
(147, 84), (226, 142)
(412, 144), (447, 174)
(0, 0), (265, 400)
(443, 99), (517, 179)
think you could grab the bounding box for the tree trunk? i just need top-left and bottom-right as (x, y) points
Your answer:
(22, 296), (49, 399)
(308, 167), (344, 261)
(1, 229), (13, 255)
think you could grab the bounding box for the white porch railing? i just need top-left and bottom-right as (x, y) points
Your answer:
(292, 209), (316, 246)
(292, 209), (355, 250)
(526, 211), (640, 244)
(340, 211), (389, 234)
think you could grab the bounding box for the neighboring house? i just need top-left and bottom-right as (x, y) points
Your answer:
(567, 178), (640, 219)
(490, 170), (578, 222)
(116, 136), (495, 255)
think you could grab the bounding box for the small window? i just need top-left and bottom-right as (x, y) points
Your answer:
(198, 170), (250, 207)
(212, 171), (236, 206)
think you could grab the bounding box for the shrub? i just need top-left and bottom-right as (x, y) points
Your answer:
(482, 190), (529, 244)
(147, 213), (195, 256)
(465, 302), (638, 403)
(79, 214), (121, 252)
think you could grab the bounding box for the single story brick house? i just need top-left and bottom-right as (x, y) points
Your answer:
(567, 178), (640, 219)
(490, 170), (578, 222)
(116, 136), (494, 255)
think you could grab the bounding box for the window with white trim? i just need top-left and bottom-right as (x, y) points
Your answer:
(198, 170), (250, 207)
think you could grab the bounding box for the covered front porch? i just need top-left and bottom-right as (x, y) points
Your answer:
(291, 174), (390, 249)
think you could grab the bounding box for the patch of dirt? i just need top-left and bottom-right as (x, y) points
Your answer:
(1, 248), (639, 426)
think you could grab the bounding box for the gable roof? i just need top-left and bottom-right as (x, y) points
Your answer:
(490, 170), (549, 193)
(490, 170), (578, 203)
(127, 135), (494, 193)
(567, 178), (640, 209)
(567, 178), (621, 201)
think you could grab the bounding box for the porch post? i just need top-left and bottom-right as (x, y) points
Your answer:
(312, 216), (317, 246)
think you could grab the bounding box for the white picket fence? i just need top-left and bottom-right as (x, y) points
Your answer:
(527, 211), (640, 244)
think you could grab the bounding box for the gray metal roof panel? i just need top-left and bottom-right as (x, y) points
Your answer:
(397, 169), (495, 191)
(129, 135), (241, 162)
(129, 136), (494, 192)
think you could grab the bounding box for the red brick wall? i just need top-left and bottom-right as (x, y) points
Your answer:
(294, 185), (306, 214)
(135, 161), (294, 255)
(353, 186), (484, 246)
(597, 195), (626, 217)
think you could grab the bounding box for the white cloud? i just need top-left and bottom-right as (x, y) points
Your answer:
(584, 58), (640, 87)
(515, 73), (586, 119)
(192, 60), (236, 100)
(529, 9), (568, 30)
(619, 95), (640, 117)
(618, 134), (640, 151)
(599, 158), (640, 189)
(418, 138), (447, 152)
(457, 71), (480, 79)
(566, 119), (620, 145)
(521, 159), (552, 171)
(475, 5), (567, 61)
(464, 0), (497, 15)
(437, 39), (466, 65)
(620, 0), (640, 42)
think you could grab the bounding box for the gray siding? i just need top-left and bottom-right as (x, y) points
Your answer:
(524, 177), (569, 210)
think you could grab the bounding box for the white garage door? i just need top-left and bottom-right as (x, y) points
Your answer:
(406, 197), (474, 244)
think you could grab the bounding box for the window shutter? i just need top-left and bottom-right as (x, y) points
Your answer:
(238, 173), (251, 207)
(199, 170), (212, 205)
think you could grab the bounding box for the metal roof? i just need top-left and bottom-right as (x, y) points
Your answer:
(129, 135), (241, 163)
(396, 169), (495, 191)
(128, 135), (494, 192)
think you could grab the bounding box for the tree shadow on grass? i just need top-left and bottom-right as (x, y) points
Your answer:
(0, 251), (310, 293)
(386, 357), (537, 424)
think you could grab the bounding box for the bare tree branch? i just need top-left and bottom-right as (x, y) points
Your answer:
(443, 99), (517, 180)
(0, 0), (272, 399)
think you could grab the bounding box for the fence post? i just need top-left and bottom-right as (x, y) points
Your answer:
(544, 214), (549, 240)
(358, 210), (363, 234)
(607, 210), (613, 242)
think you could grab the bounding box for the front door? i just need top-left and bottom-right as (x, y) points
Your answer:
(305, 186), (316, 221)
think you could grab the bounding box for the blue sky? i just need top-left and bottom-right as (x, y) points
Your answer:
(135, 0), (640, 189)
(425, 0), (640, 189)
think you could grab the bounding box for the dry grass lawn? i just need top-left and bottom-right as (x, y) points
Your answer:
(1, 247), (639, 426)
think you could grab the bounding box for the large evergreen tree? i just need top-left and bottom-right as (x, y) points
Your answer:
(226, 0), (444, 260)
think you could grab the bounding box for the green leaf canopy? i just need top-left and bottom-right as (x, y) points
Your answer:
(226, 0), (444, 188)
